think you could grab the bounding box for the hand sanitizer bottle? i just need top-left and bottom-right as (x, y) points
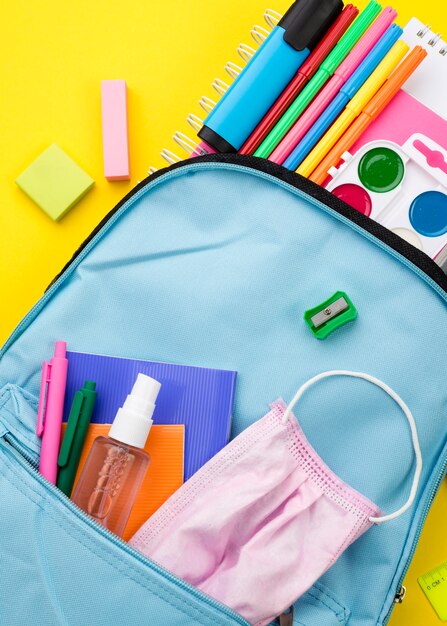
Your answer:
(72, 373), (161, 537)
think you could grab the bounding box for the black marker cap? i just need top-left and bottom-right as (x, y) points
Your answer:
(279, 0), (344, 51)
(199, 126), (237, 153)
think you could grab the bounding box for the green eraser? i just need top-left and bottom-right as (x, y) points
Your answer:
(16, 144), (94, 221)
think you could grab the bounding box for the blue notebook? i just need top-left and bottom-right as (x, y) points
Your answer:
(64, 351), (237, 479)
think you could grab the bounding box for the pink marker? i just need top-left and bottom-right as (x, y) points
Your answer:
(101, 80), (130, 180)
(189, 140), (217, 159)
(36, 341), (68, 484)
(270, 7), (397, 165)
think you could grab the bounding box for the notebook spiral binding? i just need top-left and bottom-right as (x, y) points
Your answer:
(160, 149), (182, 165)
(251, 25), (270, 45)
(150, 8), (282, 172)
(417, 23), (446, 54)
(225, 62), (243, 79)
(187, 114), (204, 133)
(212, 78), (230, 96)
(199, 96), (217, 114)
(237, 43), (256, 63)
(264, 9), (281, 29)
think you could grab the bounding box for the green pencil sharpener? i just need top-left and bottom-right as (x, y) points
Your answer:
(304, 291), (357, 340)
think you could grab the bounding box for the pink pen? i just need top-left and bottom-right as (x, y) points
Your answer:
(36, 341), (69, 484)
(270, 6), (397, 165)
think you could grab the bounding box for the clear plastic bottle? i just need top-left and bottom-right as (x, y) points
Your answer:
(72, 374), (161, 537)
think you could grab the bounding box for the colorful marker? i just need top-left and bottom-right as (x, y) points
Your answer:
(254, 0), (382, 159)
(309, 46), (427, 185)
(36, 341), (69, 484)
(297, 41), (409, 178)
(239, 5), (359, 155)
(198, 0), (344, 153)
(270, 6), (397, 165)
(284, 24), (402, 170)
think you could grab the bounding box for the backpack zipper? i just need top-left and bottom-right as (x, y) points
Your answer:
(384, 454), (447, 624)
(393, 585), (406, 604)
(0, 433), (250, 626)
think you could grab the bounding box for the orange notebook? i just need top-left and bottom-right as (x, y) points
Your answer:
(64, 423), (184, 541)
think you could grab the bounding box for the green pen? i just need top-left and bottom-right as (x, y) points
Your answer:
(57, 380), (97, 497)
(254, 0), (382, 159)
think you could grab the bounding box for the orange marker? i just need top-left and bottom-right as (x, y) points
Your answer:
(310, 45), (428, 186)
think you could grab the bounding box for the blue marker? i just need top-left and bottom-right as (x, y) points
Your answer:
(284, 23), (403, 171)
(198, 0), (344, 153)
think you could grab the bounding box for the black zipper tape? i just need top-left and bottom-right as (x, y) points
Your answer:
(47, 154), (447, 294)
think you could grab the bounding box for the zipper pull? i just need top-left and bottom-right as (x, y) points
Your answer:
(394, 585), (407, 604)
(279, 606), (294, 626)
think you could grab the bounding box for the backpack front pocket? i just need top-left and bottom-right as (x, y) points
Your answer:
(0, 384), (249, 626)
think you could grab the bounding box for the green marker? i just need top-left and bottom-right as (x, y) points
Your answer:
(57, 381), (97, 497)
(254, 0), (382, 159)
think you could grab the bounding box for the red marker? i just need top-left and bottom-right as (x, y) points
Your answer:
(239, 4), (359, 156)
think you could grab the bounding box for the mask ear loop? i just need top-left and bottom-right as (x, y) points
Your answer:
(282, 370), (422, 525)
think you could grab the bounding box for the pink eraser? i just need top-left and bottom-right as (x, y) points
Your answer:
(101, 80), (130, 181)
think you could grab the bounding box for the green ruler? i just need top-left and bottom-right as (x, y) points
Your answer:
(419, 561), (447, 620)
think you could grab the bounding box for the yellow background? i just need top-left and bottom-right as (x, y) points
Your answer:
(1, 0), (446, 622)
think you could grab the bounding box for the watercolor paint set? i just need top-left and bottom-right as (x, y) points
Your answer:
(327, 133), (447, 258)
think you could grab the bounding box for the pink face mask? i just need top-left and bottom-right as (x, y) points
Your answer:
(130, 371), (422, 626)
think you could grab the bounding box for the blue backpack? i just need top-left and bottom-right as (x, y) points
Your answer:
(1, 155), (447, 626)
